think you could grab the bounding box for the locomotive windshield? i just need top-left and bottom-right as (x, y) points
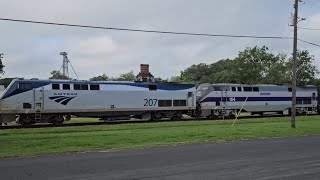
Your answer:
(197, 83), (213, 100)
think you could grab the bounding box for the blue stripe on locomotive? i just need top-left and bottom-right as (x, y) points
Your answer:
(201, 96), (314, 103)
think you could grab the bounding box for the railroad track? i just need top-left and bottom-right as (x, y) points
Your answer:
(0, 114), (317, 130)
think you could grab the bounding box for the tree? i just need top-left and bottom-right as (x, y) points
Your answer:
(0, 78), (16, 87)
(112, 71), (135, 81)
(233, 46), (281, 84)
(170, 76), (182, 82)
(49, 70), (70, 80)
(154, 77), (169, 83)
(0, 53), (5, 77)
(287, 50), (319, 86)
(210, 59), (238, 83)
(90, 74), (109, 81)
(177, 46), (319, 85)
(180, 63), (213, 84)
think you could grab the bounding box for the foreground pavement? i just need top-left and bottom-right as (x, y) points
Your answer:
(1, 136), (320, 180)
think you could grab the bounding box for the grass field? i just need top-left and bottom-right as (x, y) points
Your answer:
(1, 116), (320, 158)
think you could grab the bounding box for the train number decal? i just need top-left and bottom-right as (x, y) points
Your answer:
(144, 99), (158, 106)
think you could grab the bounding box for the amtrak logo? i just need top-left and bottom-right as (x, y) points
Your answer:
(49, 96), (76, 105)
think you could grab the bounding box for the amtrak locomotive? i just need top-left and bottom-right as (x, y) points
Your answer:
(197, 83), (318, 118)
(0, 79), (196, 125)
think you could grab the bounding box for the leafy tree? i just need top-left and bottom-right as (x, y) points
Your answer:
(90, 74), (109, 81)
(112, 71), (135, 81)
(287, 50), (319, 86)
(0, 78), (16, 87)
(233, 46), (280, 84)
(180, 63), (213, 84)
(210, 59), (238, 83)
(49, 70), (70, 80)
(261, 53), (290, 85)
(170, 76), (182, 82)
(154, 77), (169, 83)
(0, 53), (5, 77)
(177, 46), (319, 86)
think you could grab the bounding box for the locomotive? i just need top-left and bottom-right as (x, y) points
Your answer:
(0, 79), (196, 125)
(197, 83), (318, 118)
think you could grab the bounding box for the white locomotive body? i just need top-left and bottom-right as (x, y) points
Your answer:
(0, 79), (196, 125)
(197, 83), (318, 117)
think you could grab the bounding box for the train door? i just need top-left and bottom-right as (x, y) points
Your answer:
(312, 92), (317, 112)
(221, 90), (228, 106)
(187, 92), (194, 107)
(33, 87), (44, 110)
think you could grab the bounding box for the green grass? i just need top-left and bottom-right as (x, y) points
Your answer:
(1, 116), (320, 158)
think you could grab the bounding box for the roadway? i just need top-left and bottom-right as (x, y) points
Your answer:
(1, 136), (320, 179)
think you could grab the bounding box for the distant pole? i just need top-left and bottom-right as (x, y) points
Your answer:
(0, 53), (3, 60)
(60, 52), (69, 78)
(291, 0), (299, 128)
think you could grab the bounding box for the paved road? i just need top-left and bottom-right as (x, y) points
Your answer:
(1, 136), (320, 180)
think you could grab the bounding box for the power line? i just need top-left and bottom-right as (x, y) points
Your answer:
(298, 39), (320, 47)
(298, 27), (320, 31)
(0, 17), (319, 48)
(0, 17), (291, 40)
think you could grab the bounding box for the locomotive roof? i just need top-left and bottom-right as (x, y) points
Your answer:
(14, 79), (195, 86)
(208, 83), (316, 88)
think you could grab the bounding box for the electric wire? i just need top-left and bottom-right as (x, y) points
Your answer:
(0, 17), (292, 40)
(0, 17), (319, 48)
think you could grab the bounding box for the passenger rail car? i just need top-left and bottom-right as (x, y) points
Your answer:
(197, 83), (318, 118)
(0, 79), (196, 125)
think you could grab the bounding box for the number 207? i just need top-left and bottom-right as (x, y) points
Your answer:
(144, 99), (158, 106)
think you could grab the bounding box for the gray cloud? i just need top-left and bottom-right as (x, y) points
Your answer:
(0, 0), (319, 80)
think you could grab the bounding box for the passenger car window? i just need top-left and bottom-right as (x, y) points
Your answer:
(237, 87), (242, 91)
(231, 87), (236, 91)
(253, 87), (259, 92)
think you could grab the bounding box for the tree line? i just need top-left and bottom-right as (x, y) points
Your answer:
(0, 46), (319, 87)
(174, 46), (319, 86)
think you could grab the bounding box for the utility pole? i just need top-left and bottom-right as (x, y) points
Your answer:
(291, 0), (299, 128)
(0, 53), (3, 61)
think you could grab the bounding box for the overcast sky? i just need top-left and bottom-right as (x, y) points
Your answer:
(0, 0), (319, 80)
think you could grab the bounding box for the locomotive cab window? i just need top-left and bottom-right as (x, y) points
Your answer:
(52, 84), (60, 90)
(63, 84), (70, 90)
(90, 84), (100, 90)
(18, 83), (33, 90)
